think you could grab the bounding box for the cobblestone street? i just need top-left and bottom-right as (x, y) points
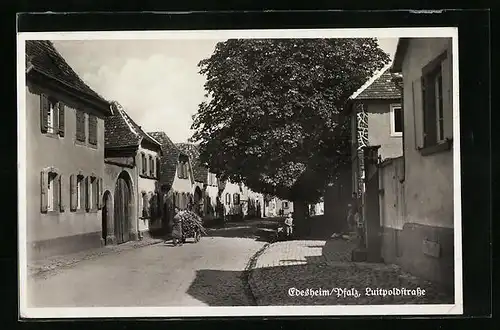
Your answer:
(27, 220), (270, 307)
(248, 238), (454, 305)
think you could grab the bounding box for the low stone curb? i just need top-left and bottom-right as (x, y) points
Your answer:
(244, 242), (271, 306)
(28, 238), (164, 279)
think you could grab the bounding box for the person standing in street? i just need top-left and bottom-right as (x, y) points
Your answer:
(171, 207), (183, 246)
(284, 212), (294, 238)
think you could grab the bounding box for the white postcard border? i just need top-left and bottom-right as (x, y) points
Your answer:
(17, 27), (462, 318)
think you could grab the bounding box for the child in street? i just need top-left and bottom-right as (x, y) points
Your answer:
(284, 213), (293, 237)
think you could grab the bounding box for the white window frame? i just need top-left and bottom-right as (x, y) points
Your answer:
(76, 175), (83, 210)
(390, 103), (403, 137)
(47, 173), (55, 211)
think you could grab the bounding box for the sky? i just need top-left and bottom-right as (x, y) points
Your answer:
(53, 37), (398, 143)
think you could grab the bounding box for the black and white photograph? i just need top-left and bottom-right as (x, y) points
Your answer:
(17, 27), (462, 318)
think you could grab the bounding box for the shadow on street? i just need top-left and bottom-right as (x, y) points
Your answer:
(205, 218), (283, 243)
(186, 269), (253, 306)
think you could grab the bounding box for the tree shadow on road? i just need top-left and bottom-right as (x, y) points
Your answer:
(186, 269), (254, 306)
(205, 219), (281, 243)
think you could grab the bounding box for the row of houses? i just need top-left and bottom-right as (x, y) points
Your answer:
(338, 37), (454, 291)
(25, 40), (282, 260)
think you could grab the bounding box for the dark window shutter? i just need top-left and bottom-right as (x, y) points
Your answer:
(76, 110), (86, 142)
(58, 103), (65, 137)
(59, 174), (65, 212)
(89, 115), (97, 145)
(85, 176), (90, 211)
(40, 94), (49, 133)
(70, 174), (77, 211)
(156, 158), (160, 178)
(40, 170), (48, 213)
(53, 174), (59, 212)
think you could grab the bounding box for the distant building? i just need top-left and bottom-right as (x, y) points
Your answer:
(25, 40), (112, 259)
(345, 63), (402, 197)
(149, 132), (195, 230)
(103, 101), (162, 244)
(264, 196), (293, 217)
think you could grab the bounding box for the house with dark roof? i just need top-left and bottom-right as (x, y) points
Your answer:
(344, 63), (403, 197)
(323, 63), (402, 238)
(175, 143), (220, 222)
(25, 40), (112, 259)
(148, 132), (196, 228)
(175, 142), (265, 222)
(102, 101), (163, 244)
(377, 37), (454, 291)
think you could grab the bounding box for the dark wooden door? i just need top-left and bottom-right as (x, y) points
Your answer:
(114, 177), (131, 244)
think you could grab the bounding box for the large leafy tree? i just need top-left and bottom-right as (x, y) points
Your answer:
(191, 38), (390, 205)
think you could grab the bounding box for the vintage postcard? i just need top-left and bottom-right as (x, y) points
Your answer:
(17, 27), (462, 318)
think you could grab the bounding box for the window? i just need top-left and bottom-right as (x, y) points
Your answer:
(40, 94), (65, 137)
(142, 192), (149, 218)
(47, 172), (56, 211)
(88, 115), (98, 145)
(177, 161), (182, 178)
(70, 174), (86, 212)
(233, 193), (240, 205)
(156, 158), (160, 178)
(88, 176), (98, 211)
(76, 110), (86, 142)
(422, 51), (447, 148)
(390, 104), (403, 137)
(283, 201), (289, 209)
(142, 153), (147, 175)
(149, 156), (154, 177)
(40, 168), (63, 213)
(225, 193), (231, 205)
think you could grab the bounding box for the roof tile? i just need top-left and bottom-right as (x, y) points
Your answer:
(354, 67), (401, 100)
(26, 40), (110, 113)
(149, 131), (185, 188)
(175, 143), (209, 183)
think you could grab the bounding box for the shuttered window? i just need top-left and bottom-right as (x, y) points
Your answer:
(233, 193), (240, 205)
(156, 158), (160, 178)
(58, 102), (65, 137)
(226, 193), (231, 205)
(40, 95), (64, 137)
(88, 115), (97, 145)
(142, 153), (147, 175)
(422, 51), (447, 148)
(149, 156), (154, 177)
(76, 110), (86, 142)
(70, 174), (85, 211)
(40, 168), (62, 213)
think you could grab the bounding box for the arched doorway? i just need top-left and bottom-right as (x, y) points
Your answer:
(114, 172), (133, 244)
(101, 191), (111, 244)
(194, 186), (203, 216)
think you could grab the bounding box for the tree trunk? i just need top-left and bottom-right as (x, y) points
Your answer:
(292, 200), (310, 237)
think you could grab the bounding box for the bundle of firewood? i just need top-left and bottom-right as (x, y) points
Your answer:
(179, 210), (208, 236)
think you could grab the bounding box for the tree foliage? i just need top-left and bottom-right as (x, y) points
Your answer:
(191, 38), (390, 202)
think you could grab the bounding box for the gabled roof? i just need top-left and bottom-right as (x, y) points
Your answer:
(175, 143), (209, 184)
(149, 131), (188, 188)
(391, 38), (410, 73)
(25, 40), (111, 115)
(105, 101), (161, 150)
(349, 62), (401, 101)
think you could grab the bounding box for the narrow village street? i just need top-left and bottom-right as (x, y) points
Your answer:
(27, 217), (453, 308)
(27, 220), (272, 307)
